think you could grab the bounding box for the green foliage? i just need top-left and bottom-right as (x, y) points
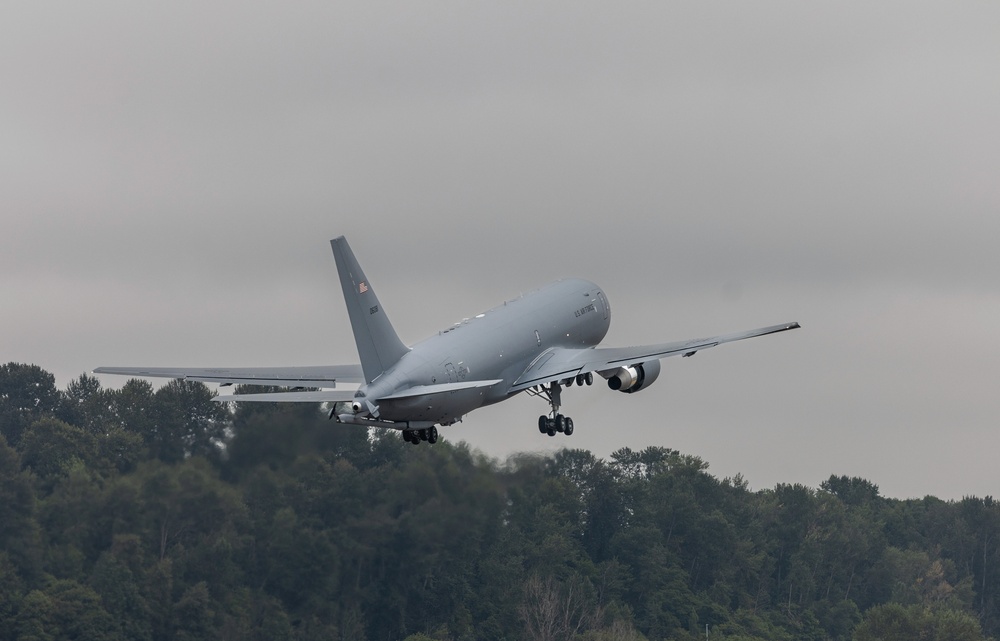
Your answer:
(0, 434), (43, 581)
(854, 603), (986, 641)
(4, 363), (1000, 641)
(88, 548), (152, 641)
(0, 552), (26, 641)
(150, 379), (228, 462)
(58, 374), (110, 435)
(821, 475), (881, 507)
(174, 582), (215, 641)
(15, 580), (120, 641)
(20, 417), (95, 485)
(0, 363), (61, 447)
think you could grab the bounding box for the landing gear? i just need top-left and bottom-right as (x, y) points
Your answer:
(403, 425), (439, 445)
(536, 413), (575, 437)
(529, 379), (582, 438)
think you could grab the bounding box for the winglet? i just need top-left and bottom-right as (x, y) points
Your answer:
(330, 237), (410, 384)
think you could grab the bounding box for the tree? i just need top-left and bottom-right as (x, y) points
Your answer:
(853, 603), (985, 641)
(15, 580), (120, 641)
(149, 380), (229, 462)
(89, 550), (152, 641)
(0, 435), (42, 580)
(38, 462), (108, 581)
(520, 574), (600, 641)
(105, 379), (155, 435)
(58, 374), (109, 435)
(0, 363), (60, 447)
(19, 417), (95, 486)
(143, 559), (173, 641)
(0, 552), (26, 641)
(174, 582), (216, 641)
(820, 475), (881, 508)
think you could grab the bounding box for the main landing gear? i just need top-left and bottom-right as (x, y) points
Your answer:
(538, 413), (573, 437)
(403, 426), (438, 445)
(530, 373), (593, 437)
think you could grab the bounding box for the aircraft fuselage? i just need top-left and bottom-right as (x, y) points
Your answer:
(360, 278), (610, 424)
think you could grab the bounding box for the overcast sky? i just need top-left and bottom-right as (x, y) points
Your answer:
(3, 1), (999, 499)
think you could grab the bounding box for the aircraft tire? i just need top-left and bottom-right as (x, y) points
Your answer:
(538, 416), (548, 434)
(555, 415), (566, 433)
(428, 426), (438, 444)
(564, 418), (574, 436)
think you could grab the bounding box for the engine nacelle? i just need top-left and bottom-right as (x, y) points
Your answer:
(607, 359), (661, 394)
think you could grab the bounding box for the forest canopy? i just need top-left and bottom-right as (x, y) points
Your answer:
(0, 362), (996, 641)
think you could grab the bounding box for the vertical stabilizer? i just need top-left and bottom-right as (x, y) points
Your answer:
(330, 237), (410, 383)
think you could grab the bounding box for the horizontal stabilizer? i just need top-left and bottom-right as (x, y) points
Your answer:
(93, 365), (364, 387)
(213, 379), (502, 403)
(213, 390), (358, 403)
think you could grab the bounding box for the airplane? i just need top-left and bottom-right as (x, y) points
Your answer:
(95, 236), (799, 445)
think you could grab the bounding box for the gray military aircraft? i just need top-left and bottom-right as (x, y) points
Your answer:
(95, 236), (799, 445)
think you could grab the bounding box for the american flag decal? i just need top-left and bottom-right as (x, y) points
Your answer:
(359, 282), (369, 294)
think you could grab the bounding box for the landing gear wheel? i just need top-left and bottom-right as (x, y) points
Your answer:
(564, 417), (574, 435)
(585, 372), (593, 385)
(538, 415), (548, 434)
(427, 426), (439, 444)
(555, 414), (566, 433)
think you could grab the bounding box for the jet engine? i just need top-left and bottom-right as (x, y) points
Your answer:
(606, 359), (661, 393)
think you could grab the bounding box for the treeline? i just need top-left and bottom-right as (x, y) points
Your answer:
(0, 361), (997, 641)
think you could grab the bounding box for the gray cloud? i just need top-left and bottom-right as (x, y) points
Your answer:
(3, 1), (999, 499)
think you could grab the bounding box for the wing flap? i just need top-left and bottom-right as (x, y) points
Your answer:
(380, 379), (503, 400)
(511, 349), (590, 390)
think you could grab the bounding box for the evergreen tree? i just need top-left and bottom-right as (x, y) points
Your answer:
(0, 363), (60, 447)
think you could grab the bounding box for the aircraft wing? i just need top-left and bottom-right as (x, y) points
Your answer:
(510, 321), (800, 391)
(92, 364), (365, 388)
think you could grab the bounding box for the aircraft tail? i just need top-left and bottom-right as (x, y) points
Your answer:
(330, 237), (410, 384)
